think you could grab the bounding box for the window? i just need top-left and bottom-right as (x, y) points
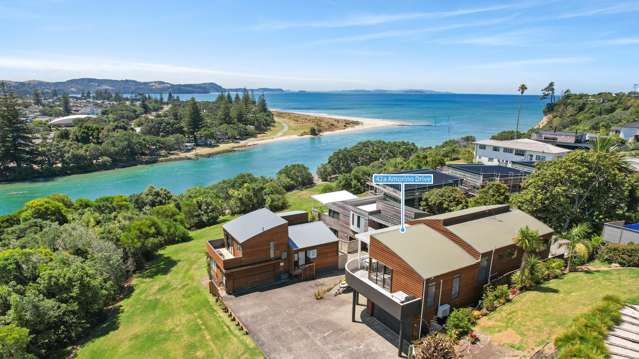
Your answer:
(307, 249), (317, 259)
(328, 209), (340, 219)
(356, 216), (361, 228)
(478, 144), (486, 150)
(426, 282), (436, 307)
(535, 155), (546, 161)
(492, 146), (501, 152)
(351, 213), (355, 225)
(502, 147), (514, 153)
(269, 242), (275, 258)
(236, 243), (242, 257)
(514, 149), (525, 156)
(451, 274), (461, 299)
(498, 248), (518, 260)
(368, 258), (392, 292)
(281, 251), (287, 260)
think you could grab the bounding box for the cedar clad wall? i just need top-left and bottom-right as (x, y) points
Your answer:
(422, 264), (481, 321)
(370, 238), (424, 298)
(311, 242), (339, 272)
(225, 223), (289, 268)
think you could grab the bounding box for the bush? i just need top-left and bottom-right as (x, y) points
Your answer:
(446, 307), (476, 340)
(554, 295), (624, 359)
(0, 324), (35, 359)
(481, 285), (510, 311)
(19, 199), (69, 225)
(415, 333), (457, 359)
(421, 187), (468, 215)
(276, 164), (314, 191)
(597, 243), (639, 267)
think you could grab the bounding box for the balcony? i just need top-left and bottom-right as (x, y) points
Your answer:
(345, 256), (422, 321)
(207, 238), (243, 270)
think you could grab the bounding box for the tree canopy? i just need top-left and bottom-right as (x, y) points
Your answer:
(511, 151), (639, 231)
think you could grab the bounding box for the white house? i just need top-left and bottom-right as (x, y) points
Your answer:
(610, 121), (639, 142)
(474, 139), (570, 165)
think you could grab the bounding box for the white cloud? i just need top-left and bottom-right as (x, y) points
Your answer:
(312, 16), (515, 44)
(466, 57), (593, 69)
(253, 3), (522, 30)
(593, 37), (639, 46)
(557, 2), (639, 19)
(0, 55), (367, 88)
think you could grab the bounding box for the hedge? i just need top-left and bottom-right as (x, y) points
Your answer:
(597, 243), (639, 267)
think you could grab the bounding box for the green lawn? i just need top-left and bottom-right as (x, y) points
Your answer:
(476, 268), (639, 353)
(76, 187), (324, 358)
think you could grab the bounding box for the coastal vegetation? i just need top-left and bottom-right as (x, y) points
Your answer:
(541, 91), (639, 132)
(0, 162), (312, 357)
(271, 110), (360, 136)
(0, 85), (274, 182)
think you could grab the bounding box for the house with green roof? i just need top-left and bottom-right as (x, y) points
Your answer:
(345, 204), (554, 356)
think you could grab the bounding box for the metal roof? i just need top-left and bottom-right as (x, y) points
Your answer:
(288, 221), (338, 250)
(474, 139), (571, 154)
(311, 190), (358, 204)
(372, 224), (476, 279)
(446, 209), (554, 253)
(447, 164), (529, 177)
(223, 208), (287, 243)
(425, 204), (508, 220)
(380, 169), (462, 195)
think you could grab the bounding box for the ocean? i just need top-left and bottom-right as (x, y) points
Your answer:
(0, 92), (546, 214)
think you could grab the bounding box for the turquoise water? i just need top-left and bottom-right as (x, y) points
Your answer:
(0, 92), (545, 214)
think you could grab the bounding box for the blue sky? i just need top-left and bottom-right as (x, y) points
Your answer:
(0, 0), (637, 93)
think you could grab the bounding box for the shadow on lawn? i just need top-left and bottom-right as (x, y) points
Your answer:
(139, 253), (178, 279)
(530, 285), (560, 294)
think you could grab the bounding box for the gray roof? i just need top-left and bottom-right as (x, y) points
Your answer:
(446, 209), (554, 253)
(288, 221), (338, 250)
(277, 210), (306, 217)
(426, 205), (507, 220)
(223, 208), (287, 243)
(373, 224), (476, 279)
(621, 120), (639, 129)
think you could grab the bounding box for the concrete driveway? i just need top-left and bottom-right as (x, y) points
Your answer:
(224, 274), (400, 359)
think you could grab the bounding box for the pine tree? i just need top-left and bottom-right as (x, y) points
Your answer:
(257, 95), (268, 113)
(32, 89), (43, 106)
(167, 92), (174, 102)
(0, 84), (34, 174)
(183, 98), (203, 144)
(61, 94), (71, 115)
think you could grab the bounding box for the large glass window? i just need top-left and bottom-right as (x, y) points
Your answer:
(492, 146), (501, 152)
(368, 258), (392, 292)
(451, 274), (461, 299)
(426, 282), (436, 307)
(514, 149), (525, 156)
(503, 147), (514, 153)
(328, 209), (340, 219)
(478, 144), (486, 150)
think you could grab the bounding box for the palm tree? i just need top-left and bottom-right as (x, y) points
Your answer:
(564, 223), (591, 272)
(515, 84), (527, 138)
(513, 226), (544, 284)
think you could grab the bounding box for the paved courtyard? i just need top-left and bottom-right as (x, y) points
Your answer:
(223, 273), (401, 359)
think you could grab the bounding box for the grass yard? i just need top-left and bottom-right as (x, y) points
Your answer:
(76, 186), (324, 358)
(476, 268), (639, 353)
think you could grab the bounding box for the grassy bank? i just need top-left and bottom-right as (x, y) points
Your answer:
(476, 268), (639, 353)
(76, 186), (323, 358)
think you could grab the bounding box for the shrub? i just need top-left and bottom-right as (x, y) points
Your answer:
(554, 295), (624, 359)
(19, 199), (69, 225)
(481, 285), (510, 311)
(415, 333), (457, 359)
(446, 307), (476, 340)
(318, 182), (337, 193)
(276, 164), (314, 191)
(597, 243), (639, 267)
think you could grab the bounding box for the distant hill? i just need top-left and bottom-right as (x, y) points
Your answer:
(3, 78), (226, 95)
